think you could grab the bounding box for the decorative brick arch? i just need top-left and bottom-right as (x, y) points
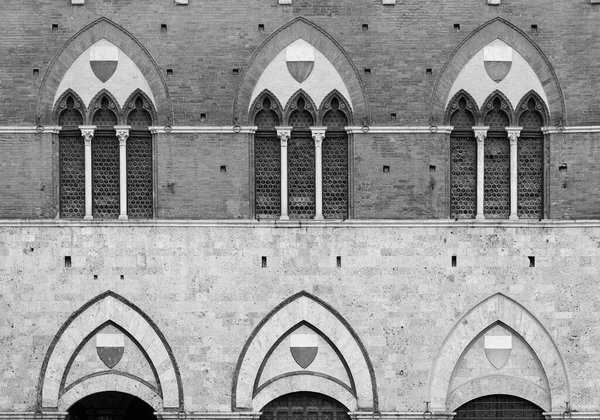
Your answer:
(232, 17), (369, 125)
(430, 17), (565, 126)
(427, 293), (569, 412)
(37, 291), (184, 411)
(37, 17), (172, 125)
(232, 291), (378, 412)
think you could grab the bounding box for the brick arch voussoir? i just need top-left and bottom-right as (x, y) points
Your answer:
(37, 290), (184, 411)
(54, 88), (87, 125)
(123, 88), (159, 127)
(250, 89), (284, 126)
(430, 17), (565, 126)
(233, 17), (368, 125)
(445, 89), (480, 126)
(515, 90), (550, 127)
(37, 17), (172, 126)
(232, 290), (378, 412)
(427, 293), (569, 412)
(448, 376), (551, 412)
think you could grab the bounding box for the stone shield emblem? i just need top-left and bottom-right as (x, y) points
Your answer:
(483, 45), (512, 83)
(290, 333), (318, 369)
(96, 333), (125, 369)
(286, 41), (315, 83)
(484, 335), (512, 370)
(90, 44), (119, 83)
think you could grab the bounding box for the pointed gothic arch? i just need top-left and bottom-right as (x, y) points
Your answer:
(250, 89), (284, 128)
(319, 90), (353, 127)
(123, 89), (158, 127)
(429, 17), (565, 126)
(284, 90), (318, 127)
(446, 90), (479, 127)
(515, 90), (549, 129)
(88, 89), (121, 126)
(37, 291), (184, 412)
(54, 89), (87, 126)
(37, 17), (172, 125)
(481, 90), (515, 127)
(232, 291), (378, 412)
(427, 293), (570, 412)
(232, 17), (368, 125)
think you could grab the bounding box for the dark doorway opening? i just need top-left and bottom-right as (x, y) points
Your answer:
(67, 391), (155, 420)
(259, 392), (350, 420)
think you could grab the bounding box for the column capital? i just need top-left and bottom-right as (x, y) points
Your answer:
(79, 125), (97, 144)
(115, 125), (131, 145)
(506, 126), (523, 144)
(275, 126), (292, 145)
(310, 126), (327, 147)
(473, 126), (489, 144)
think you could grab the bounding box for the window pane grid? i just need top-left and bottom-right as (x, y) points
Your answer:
(127, 135), (153, 218)
(60, 135), (86, 218)
(455, 395), (544, 420)
(451, 136), (477, 219)
(92, 136), (120, 219)
(255, 136), (281, 218)
(484, 137), (510, 218)
(288, 136), (315, 219)
(323, 135), (348, 219)
(518, 137), (543, 219)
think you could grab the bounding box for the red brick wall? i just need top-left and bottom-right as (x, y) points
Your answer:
(0, 133), (55, 218)
(156, 133), (250, 219)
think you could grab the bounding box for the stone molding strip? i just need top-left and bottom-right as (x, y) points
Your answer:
(5, 219), (600, 228)
(345, 126), (454, 134)
(4, 126), (600, 135)
(155, 414), (262, 420)
(349, 413), (455, 420)
(0, 126), (61, 134)
(148, 126), (258, 134)
(0, 415), (68, 420)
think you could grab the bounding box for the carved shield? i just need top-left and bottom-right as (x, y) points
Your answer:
(96, 333), (125, 369)
(90, 44), (119, 83)
(484, 335), (512, 370)
(483, 45), (512, 83)
(290, 333), (318, 369)
(286, 41), (315, 83)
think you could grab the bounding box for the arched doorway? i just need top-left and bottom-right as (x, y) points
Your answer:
(454, 395), (545, 420)
(260, 392), (350, 420)
(68, 391), (155, 420)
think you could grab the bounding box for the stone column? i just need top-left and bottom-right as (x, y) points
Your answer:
(276, 127), (292, 220)
(506, 126), (523, 220)
(79, 125), (96, 220)
(115, 126), (131, 220)
(311, 127), (327, 220)
(473, 126), (489, 220)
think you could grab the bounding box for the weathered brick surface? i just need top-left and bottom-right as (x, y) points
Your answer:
(0, 225), (599, 411)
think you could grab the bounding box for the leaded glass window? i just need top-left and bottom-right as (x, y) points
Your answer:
(59, 135), (85, 218)
(517, 98), (544, 219)
(289, 135), (315, 219)
(483, 97), (510, 218)
(454, 395), (544, 420)
(260, 392), (350, 420)
(254, 96), (281, 218)
(289, 97), (314, 127)
(92, 135), (120, 218)
(323, 134), (348, 219)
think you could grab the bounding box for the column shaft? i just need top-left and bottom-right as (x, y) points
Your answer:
(276, 127), (292, 220)
(80, 126), (96, 220)
(311, 127), (326, 220)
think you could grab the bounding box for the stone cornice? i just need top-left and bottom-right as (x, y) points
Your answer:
(0, 126), (62, 134)
(148, 126), (257, 134)
(542, 126), (600, 134)
(345, 126), (454, 134)
(4, 219), (600, 228)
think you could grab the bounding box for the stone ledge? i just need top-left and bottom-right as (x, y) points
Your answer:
(3, 219), (600, 229)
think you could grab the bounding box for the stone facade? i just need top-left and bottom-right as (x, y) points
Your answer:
(1, 0), (600, 419)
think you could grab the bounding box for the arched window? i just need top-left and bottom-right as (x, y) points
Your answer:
(254, 96), (282, 219)
(287, 96), (316, 219)
(482, 95), (512, 219)
(91, 95), (120, 219)
(126, 96), (154, 219)
(322, 96), (349, 219)
(449, 94), (477, 219)
(58, 95), (85, 218)
(517, 97), (544, 219)
(454, 395), (544, 420)
(260, 392), (350, 420)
